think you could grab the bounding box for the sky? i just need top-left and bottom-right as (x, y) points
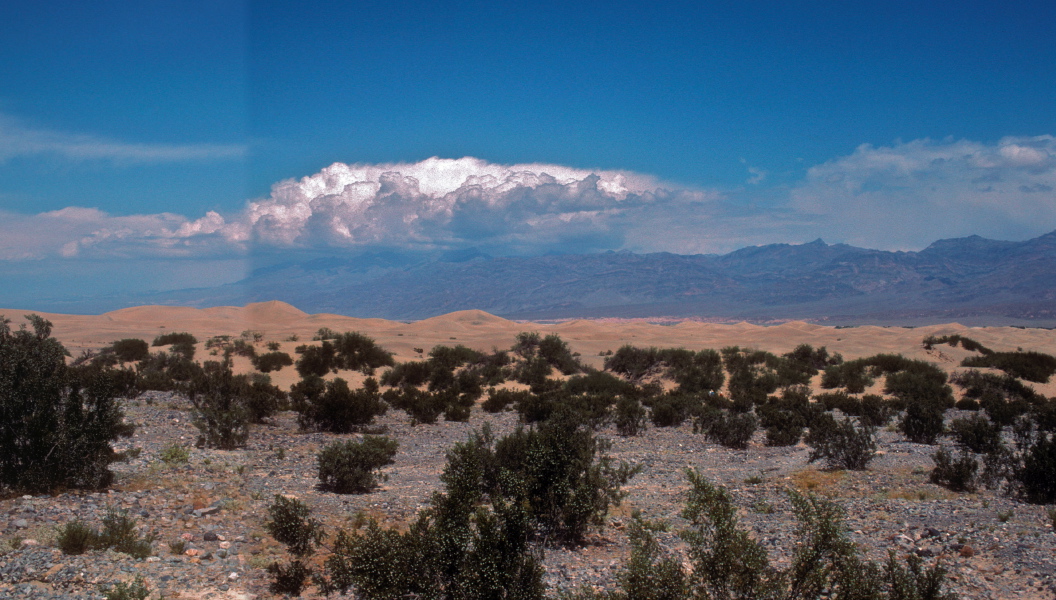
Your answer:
(1, 1), (1054, 307)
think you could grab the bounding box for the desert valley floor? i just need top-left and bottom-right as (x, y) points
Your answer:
(0, 301), (1054, 600)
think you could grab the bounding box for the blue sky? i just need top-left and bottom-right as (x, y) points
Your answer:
(1, 1), (1054, 307)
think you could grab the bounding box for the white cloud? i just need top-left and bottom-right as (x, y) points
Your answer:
(0, 114), (245, 163)
(2, 140), (1055, 262)
(788, 135), (1056, 249)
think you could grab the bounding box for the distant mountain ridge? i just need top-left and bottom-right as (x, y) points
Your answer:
(69, 230), (1056, 324)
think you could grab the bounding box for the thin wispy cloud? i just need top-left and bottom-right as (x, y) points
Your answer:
(1, 136), (1054, 262)
(0, 114), (245, 164)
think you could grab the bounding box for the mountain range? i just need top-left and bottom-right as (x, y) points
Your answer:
(43, 230), (1056, 325)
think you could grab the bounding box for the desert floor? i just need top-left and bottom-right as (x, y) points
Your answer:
(0, 301), (1054, 599)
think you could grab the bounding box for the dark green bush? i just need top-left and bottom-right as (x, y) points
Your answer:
(648, 394), (696, 428)
(922, 334), (992, 354)
(805, 414), (876, 470)
(860, 394), (896, 427)
(821, 359), (874, 393)
(110, 338), (149, 362)
(705, 410), (757, 449)
(951, 369), (1044, 404)
(604, 345), (661, 381)
(56, 521), (97, 555)
(0, 315), (134, 492)
(588, 471), (957, 600)
(56, 508), (154, 559)
(296, 378), (388, 433)
(185, 361), (259, 448)
(537, 334), (581, 375)
(382, 387), (444, 424)
(318, 436), (399, 494)
(954, 398), (980, 411)
(962, 351), (1056, 383)
(658, 348), (725, 394)
(252, 350), (292, 372)
(492, 417), (640, 543)
(614, 397), (647, 436)
(884, 365), (953, 408)
(760, 408), (804, 446)
(930, 447), (978, 492)
(267, 560), (312, 596)
(482, 388), (531, 413)
(815, 390), (863, 416)
(295, 342), (338, 377)
(949, 414), (1002, 454)
(380, 360), (432, 388)
(899, 401), (946, 445)
(152, 332), (197, 347)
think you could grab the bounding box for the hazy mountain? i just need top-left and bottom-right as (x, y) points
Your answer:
(55, 230), (1056, 325)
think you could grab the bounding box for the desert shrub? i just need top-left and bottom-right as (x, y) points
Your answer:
(56, 521), (97, 555)
(481, 388), (531, 413)
(962, 350), (1056, 383)
(783, 343), (843, 377)
(514, 356), (555, 388)
(899, 401), (946, 445)
(722, 347), (780, 407)
(760, 408), (804, 446)
(951, 369), (1044, 404)
(159, 443), (190, 465)
(954, 398), (980, 411)
(295, 342), (338, 377)
(537, 334), (581, 375)
(923, 334), (993, 354)
(265, 422), (632, 596)
(588, 471), (958, 600)
(152, 332), (197, 347)
(659, 348), (725, 394)
(860, 394), (896, 427)
(492, 417), (640, 543)
(332, 332), (395, 374)
(382, 387), (444, 424)
(57, 508), (154, 558)
(184, 361), (264, 448)
(815, 390), (863, 416)
(821, 359), (874, 393)
(884, 363), (954, 408)
(102, 576), (150, 600)
(313, 327), (339, 341)
(380, 360), (432, 388)
(805, 414), (876, 470)
(648, 394), (696, 428)
(110, 338), (149, 362)
(930, 447), (978, 492)
(981, 393), (1030, 428)
(0, 315), (135, 492)
(705, 410), (757, 449)
(230, 338), (256, 358)
(296, 378), (388, 433)
(267, 560), (312, 596)
(614, 397), (647, 436)
(565, 370), (635, 399)
(949, 414), (1002, 454)
(1008, 420), (1056, 504)
(605, 345), (661, 381)
(317, 436), (399, 494)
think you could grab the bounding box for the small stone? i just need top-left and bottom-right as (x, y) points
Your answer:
(203, 531), (219, 542)
(13, 519), (28, 529)
(960, 545), (975, 558)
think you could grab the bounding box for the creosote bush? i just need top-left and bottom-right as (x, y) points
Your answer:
(0, 315), (134, 493)
(900, 401), (946, 445)
(805, 414), (877, 470)
(570, 470), (957, 600)
(293, 377), (388, 433)
(317, 436), (399, 494)
(930, 447), (978, 493)
(56, 508), (155, 559)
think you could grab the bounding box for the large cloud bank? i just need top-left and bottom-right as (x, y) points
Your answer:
(3, 136), (1055, 262)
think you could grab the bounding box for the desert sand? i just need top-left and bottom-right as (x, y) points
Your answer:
(4, 300), (1056, 396)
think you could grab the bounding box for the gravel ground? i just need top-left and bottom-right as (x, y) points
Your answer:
(0, 390), (1053, 599)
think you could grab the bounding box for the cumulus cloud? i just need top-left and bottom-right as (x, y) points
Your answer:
(0, 114), (245, 163)
(3, 139), (1056, 262)
(789, 135), (1056, 249)
(237, 156), (716, 253)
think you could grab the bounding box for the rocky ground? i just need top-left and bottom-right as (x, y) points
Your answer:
(0, 390), (1053, 600)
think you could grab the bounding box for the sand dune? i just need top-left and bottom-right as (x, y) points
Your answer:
(4, 301), (1056, 396)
